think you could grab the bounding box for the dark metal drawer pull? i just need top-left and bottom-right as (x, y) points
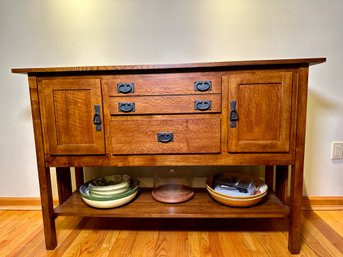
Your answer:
(118, 102), (135, 112)
(117, 83), (134, 94)
(230, 100), (239, 128)
(194, 100), (212, 111)
(93, 104), (102, 131)
(157, 132), (174, 143)
(194, 81), (212, 91)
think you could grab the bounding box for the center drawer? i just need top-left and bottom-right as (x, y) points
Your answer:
(109, 94), (221, 115)
(111, 117), (221, 154)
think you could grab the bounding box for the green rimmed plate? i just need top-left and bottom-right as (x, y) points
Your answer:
(88, 174), (131, 191)
(80, 178), (139, 201)
(81, 190), (138, 209)
(90, 186), (129, 196)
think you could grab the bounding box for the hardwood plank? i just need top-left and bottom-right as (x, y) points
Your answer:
(302, 211), (343, 256)
(1, 210), (342, 256)
(130, 230), (159, 257)
(0, 211), (44, 256)
(303, 211), (343, 254)
(315, 211), (343, 237)
(188, 231), (211, 257)
(49, 217), (89, 257)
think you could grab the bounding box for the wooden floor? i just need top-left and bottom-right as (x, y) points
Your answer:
(0, 210), (342, 257)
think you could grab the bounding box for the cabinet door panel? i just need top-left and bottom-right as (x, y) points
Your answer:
(39, 78), (105, 155)
(227, 72), (293, 152)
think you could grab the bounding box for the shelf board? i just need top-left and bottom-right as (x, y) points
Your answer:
(54, 189), (288, 219)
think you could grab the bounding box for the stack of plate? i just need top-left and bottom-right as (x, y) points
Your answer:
(206, 173), (268, 207)
(79, 174), (139, 209)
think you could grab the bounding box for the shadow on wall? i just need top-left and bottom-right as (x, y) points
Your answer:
(303, 88), (343, 196)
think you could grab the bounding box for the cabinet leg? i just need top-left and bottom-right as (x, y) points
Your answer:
(28, 76), (57, 249)
(275, 165), (289, 204)
(38, 167), (57, 249)
(56, 167), (73, 204)
(288, 66), (308, 254)
(75, 167), (84, 189)
(265, 165), (274, 190)
(288, 163), (303, 254)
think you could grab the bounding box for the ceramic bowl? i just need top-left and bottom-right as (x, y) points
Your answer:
(89, 186), (129, 196)
(206, 174), (268, 199)
(81, 190), (138, 209)
(205, 173), (268, 207)
(88, 174), (131, 191)
(80, 179), (139, 201)
(207, 188), (268, 207)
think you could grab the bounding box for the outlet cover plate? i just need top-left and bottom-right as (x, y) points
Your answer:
(331, 141), (343, 160)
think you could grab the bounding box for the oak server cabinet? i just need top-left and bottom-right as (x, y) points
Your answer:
(13, 58), (325, 254)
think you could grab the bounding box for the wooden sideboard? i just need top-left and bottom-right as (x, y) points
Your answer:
(12, 58), (325, 254)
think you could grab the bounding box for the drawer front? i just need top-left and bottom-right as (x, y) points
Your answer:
(111, 118), (221, 154)
(109, 95), (221, 115)
(104, 73), (221, 96)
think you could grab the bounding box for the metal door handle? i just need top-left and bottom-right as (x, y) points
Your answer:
(230, 100), (239, 128)
(93, 105), (102, 131)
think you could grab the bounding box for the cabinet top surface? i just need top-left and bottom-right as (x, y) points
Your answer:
(12, 57), (326, 74)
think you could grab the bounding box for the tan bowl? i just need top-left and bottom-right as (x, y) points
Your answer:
(206, 185), (267, 201)
(205, 173), (268, 207)
(206, 174), (268, 199)
(207, 188), (268, 207)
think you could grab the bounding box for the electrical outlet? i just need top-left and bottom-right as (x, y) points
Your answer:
(331, 141), (343, 160)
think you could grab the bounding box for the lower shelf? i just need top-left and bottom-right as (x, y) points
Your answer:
(54, 189), (288, 218)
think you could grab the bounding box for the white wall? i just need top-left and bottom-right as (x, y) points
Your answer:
(0, 0), (342, 197)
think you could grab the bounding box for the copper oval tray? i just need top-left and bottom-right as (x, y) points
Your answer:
(152, 185), (194, 203)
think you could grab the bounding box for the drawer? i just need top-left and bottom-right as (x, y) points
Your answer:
(103, 73), (221, 96)
(111, 117), (221, 154)
(109, 94), (221, 115)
